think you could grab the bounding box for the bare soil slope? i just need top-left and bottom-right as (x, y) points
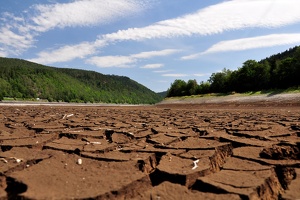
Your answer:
(159, 93), (300, 108)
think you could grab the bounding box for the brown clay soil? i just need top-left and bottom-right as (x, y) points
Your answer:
(0, 96), (300, 199)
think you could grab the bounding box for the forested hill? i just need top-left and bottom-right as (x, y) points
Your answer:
(167, 46), (300, 97)
(0, 57), (162, 104)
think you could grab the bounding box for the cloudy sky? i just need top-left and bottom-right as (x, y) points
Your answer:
(1, 0), (300, 92)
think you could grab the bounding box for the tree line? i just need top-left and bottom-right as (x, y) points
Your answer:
(0, 57), (162, 104)
(167, 46), (300, 97)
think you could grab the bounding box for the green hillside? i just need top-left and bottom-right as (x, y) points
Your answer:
(0, 57), (162, 104)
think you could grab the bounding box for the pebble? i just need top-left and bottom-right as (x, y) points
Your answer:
(77, 158), (82, 165)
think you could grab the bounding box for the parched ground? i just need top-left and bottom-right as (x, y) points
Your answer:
(0, 94), (300, 199)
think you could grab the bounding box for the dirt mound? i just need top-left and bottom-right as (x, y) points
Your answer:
(0, 104), (300, 199)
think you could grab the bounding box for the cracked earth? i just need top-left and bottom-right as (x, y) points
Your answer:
(0, 103), (299, 199)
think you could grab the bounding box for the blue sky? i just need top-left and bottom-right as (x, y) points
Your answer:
(1, 0), (300, 92)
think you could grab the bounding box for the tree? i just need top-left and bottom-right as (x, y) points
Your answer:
(0, 78), (11, 98)
(198, 81), (210, 94)
(273, 57), (298, 88)
(234, 60), (258, 92)
(254, 60), (271, 90)
(167, 79), (187, 97)
(209, 68), (232, 93)
(186, 79), (198, 95)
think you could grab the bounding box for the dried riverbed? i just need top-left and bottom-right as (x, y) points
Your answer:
(0, 97), (299, 199)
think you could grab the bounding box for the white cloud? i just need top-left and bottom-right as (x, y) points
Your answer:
(29, 42), (100, 64)
(30, 46), (179, 66)
(193, 73), (208, 77)
(0, 0), (151, 57)
(3, 0), (300, 63)
(140, 64), (164, 69)
(60, 0), (300, 63)
(103, 0), (300, 42)
(162, 74), (188, 77)
(87, 55), (136, 68)
(182, 33), (300, 60)
(0, 27), (34, 56)
(30, 0), (150, 32)
(132, 49), (181, 59)
(153, 70), (173, 73)
(0, 48), (7, 57)
(86, 49), (179, 68)
(204, 33), (300, 53)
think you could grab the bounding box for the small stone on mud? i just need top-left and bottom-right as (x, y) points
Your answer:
(77, 158), (82, 165)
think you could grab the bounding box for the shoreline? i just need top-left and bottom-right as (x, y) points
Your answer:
(1, 92), (299, 107)
(158, 92), (300, 106)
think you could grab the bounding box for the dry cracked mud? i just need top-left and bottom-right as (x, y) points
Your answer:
(0, 103), (299, 199)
